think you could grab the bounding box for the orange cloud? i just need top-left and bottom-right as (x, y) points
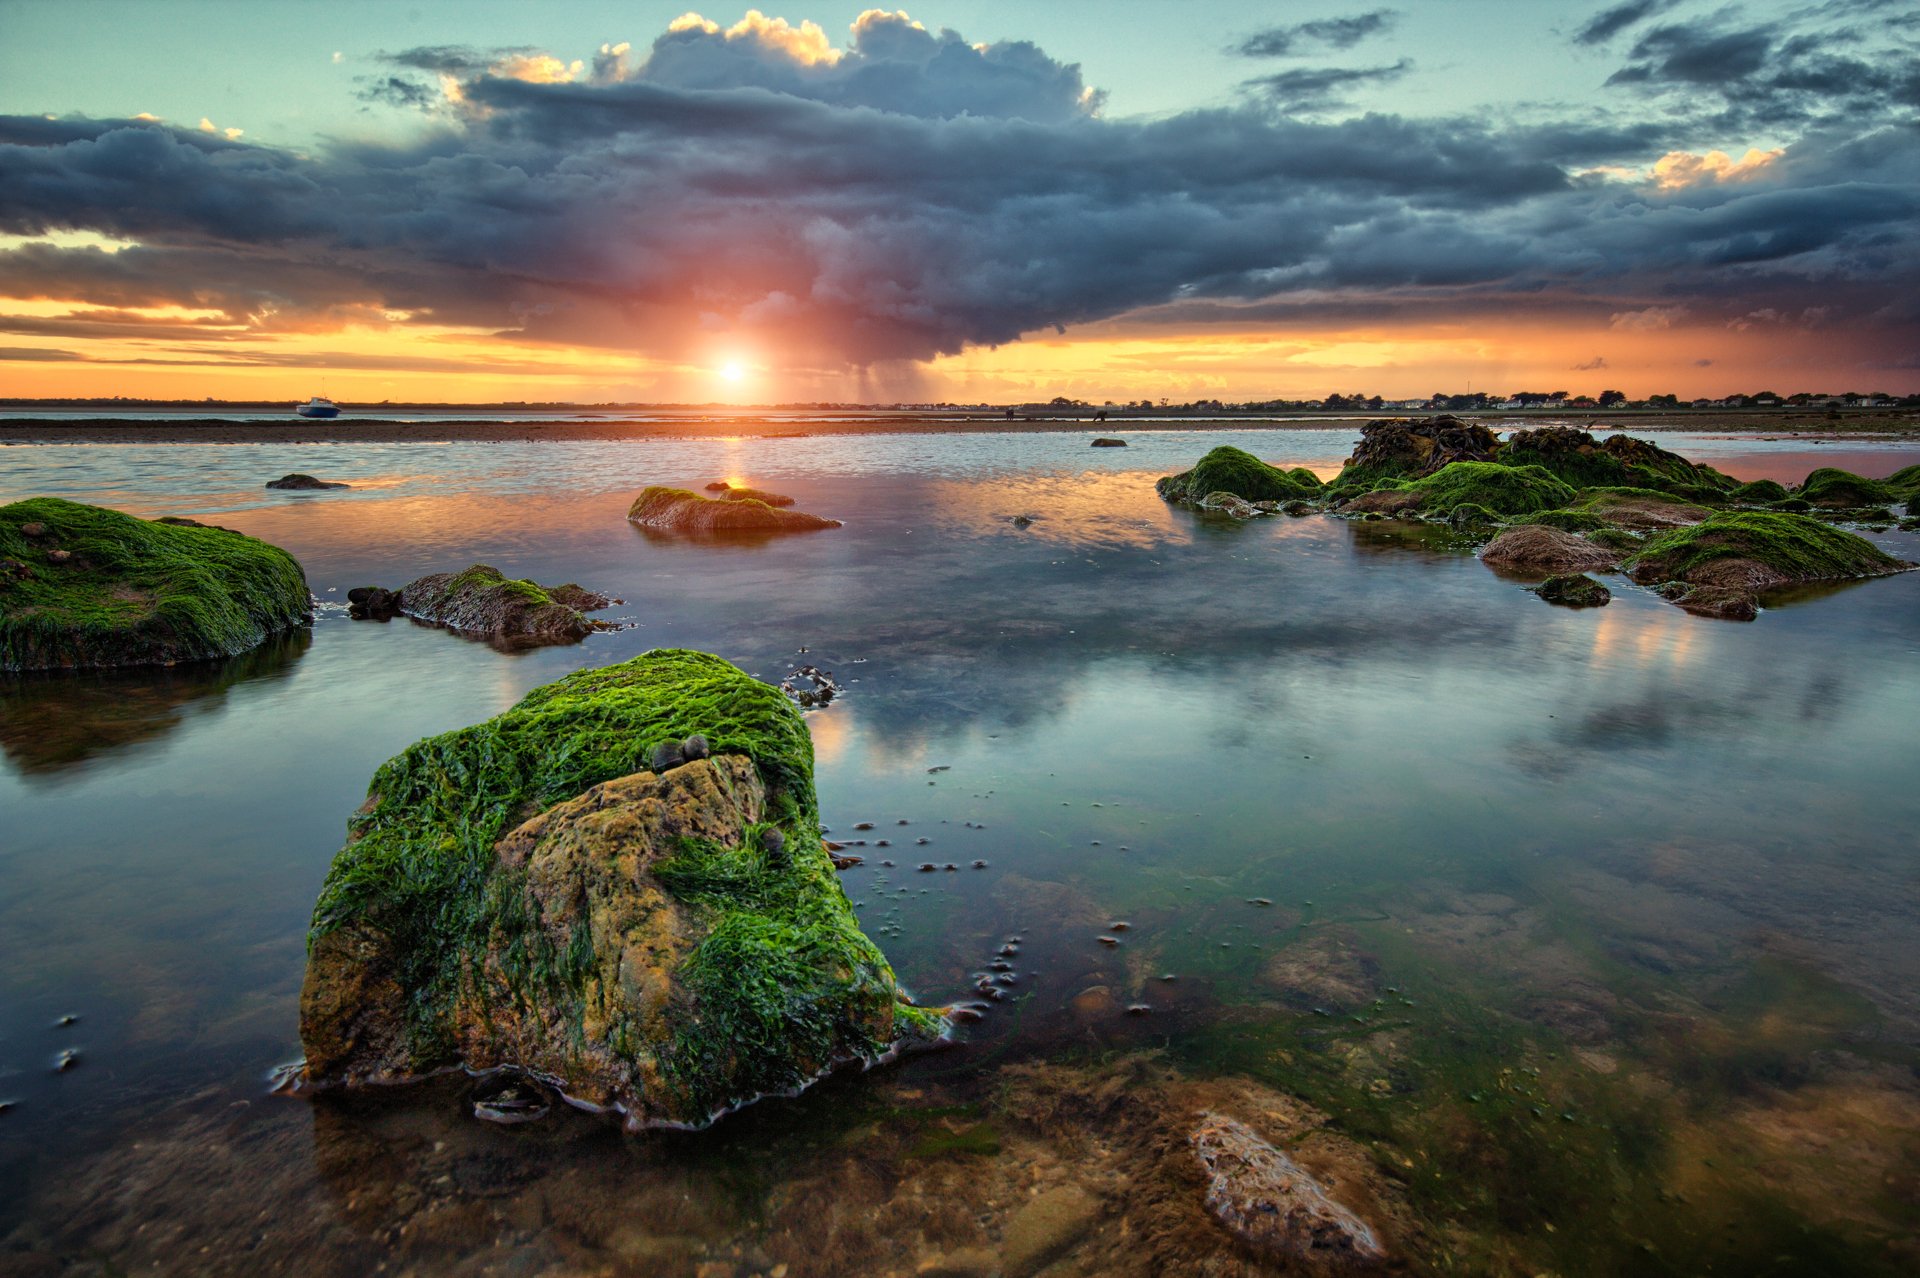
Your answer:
(1651, 148), (1783, 190)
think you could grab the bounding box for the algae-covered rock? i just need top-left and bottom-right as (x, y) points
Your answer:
(1626, 512), (1912, 593)
(1396, 462), (1575, 516)
(1480, 525), (1621, 573)
(1517, 509), (1609, 534)
(1328, 415), (1498, 492)
(0, 497), (310, 671)
(1191, 1112), (1385, 1269)
(1797, 468), (1898, 509)
(299, 649), (936, 1128)
(1157, 446), (1319, 506)
(396, 564), (612, 645)
(1731, 479), (1790, 505)
(266, 473), (349, 491)
(1533, 574), (1612, 607)
(628, 486), (840, 534)
(1567, 487), (1713, 531)
(711, 484), (796, 507)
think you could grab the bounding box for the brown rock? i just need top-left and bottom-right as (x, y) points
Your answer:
(1480, 525), (1620, 572)
(1341, 414), (1498, 481)
(1191, 1112), (1385, 1268)
(627, 486), (839, 534)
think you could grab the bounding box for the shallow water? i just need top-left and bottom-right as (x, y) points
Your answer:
(2, 429), (1918, 1276)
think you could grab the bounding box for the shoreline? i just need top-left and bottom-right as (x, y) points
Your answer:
(2, 411), (1918, 446)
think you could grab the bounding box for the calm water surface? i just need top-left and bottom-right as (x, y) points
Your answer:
(2, 429), (1918, 1276)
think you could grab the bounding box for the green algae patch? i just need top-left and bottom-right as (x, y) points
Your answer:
(301, 648), (933, 1127)
(1626, 512), (1912, 592)
(1797, 468), (1898, 509)
(0, 497), (310, 672)
(397, 564), (608, 645)
(1157, 446), (1320, 506)
(1730, 479), (1790, 505)
(1399, 462), (1575, 516)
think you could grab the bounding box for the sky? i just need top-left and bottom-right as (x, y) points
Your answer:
(0, 0), (1916, 403)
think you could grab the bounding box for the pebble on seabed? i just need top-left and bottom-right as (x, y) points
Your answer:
(1127, 1004), (1152, 1015)
(1108, 921), (1131, 931)
(1097, 935), (1121, 946)
(853, 822), (875, 830)
(54, 1014), (78, 1028)
(54, 1049), (79, 1072)
(971, 859), (988, 869)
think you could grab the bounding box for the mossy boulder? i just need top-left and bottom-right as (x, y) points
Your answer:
(1533, 574), (1612, 607)
(1797, 468), (1898, 509)
(1157, 446), (1319, 506)
(1567, 487), (1713, 531)
(395, 564), (612, 646)
(1396, 462), (1575, 516)
(1326, 415), (1498, 493)
(1493, 428), (1733, 495)
(1730, 479), (1790, 505)
(1626, 512), (1913, 603)
(299, 649), (937, 1128)
(1883, 464), (1920, 501)
(628, 487), (840, 534)
(0, 497), (310, 672)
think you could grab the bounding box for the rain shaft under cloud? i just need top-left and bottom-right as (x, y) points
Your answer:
(0, 5), (1916, 380)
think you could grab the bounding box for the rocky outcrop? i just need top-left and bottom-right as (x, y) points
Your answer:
(1625, 511), (1913, 619)
(1330, 415), (1498, 490)
(628, 487), (840, 534)
(347, 565), (614, 644)
(1, 497), (311, 671)
(1496, 428), (1730, 495)
(299, 649), (938, 1129)
(1191, 1112), (1385, 1269)
(1533, 573), (1612, 607)
(1480, 525), (1622, 573)
(266, 473), (349, 490)
(1158, 446), (1320, 506)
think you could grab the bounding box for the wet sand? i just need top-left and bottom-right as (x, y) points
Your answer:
(2, 409), (1917, 445)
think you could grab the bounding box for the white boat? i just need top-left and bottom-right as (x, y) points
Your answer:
(295, 396), (341, 419)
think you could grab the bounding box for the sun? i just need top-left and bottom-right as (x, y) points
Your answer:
(718, 361), (746, 384)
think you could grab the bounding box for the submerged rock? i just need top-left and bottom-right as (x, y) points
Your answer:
(0, 497), (311, 672)
(1197, 491), (1263, 519)
(1191, 1112), (1385, 1269)
(345, 585), (401, 620)
(266, 473), (350, 491)
(393, 564), (613, 645)
(1533, 574), (1612, 607)
(1480, 525), (1621, 573)
(627, 486), (840, 534)
(1090, 437), (1128, 447)
(1158, 446), (1320, 507)
(299, 649), (939, 1128)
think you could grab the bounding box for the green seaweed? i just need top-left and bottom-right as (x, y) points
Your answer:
(1157, 446), (1320, 505)
(1730, 479), (1790, 505)
(1399, 462), (1575, 516)
(0, 497), (310, 671)
(1798, 468), (1898, 509)
(1626, 512), (1910, 585)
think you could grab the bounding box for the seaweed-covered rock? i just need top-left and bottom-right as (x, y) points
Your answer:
(1533, 574), (1612, 607)
(712, 485), (796, 507)
(1396, 462), (1575, 516)
(1157, 446), (1319, 506)
(1730, 479), (1790, 505)
(1599, 433), (1736, 492)
(1339, 488), (1423, 517)
(1480, 525), (1621, 573)
(1517, 509), (1609, 534)
(628, 487), (840, 534)
(299, 649), (937, 1128)
(1567, 487), (1712, 531)
(1798, 468), (1898, 509)
(0, 497), (310, 671)
(1191, 1112), (1385, 1269)
(395, 565), (612, 645)
(1659, 583), (1759, 622)
(1495, 427), (1634, 489)
(1329, 415), (1498, 492)
(266, 473), (349, 491)
(1626, 512), (1912, 593)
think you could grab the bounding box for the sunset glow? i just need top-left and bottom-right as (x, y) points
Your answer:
(1, 3), (1913, 402)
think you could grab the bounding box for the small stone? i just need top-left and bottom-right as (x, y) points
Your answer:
(650, 740), (685, 772)
(1126, 1004), (1151, 1016)
(1097, 935), (1120, 946)
(875, 839), (890, 847)
(917, 837), (930, 845)
(1108, 921), (1131, 931)
(20, 522), (47, 537)
(54, 1049), (79, 1072)
(1191, 1112), (1384, 1266)
(971, 859), (988, 869)
(54, 1014), (78, 1028)
(944, 863), (958, 871)
(46, 548), (72, 563)
(760, 828), (786, 859)
(918, 863), (938, 872)
(854, 822), (875, 831)
(681, 733), (711, 760)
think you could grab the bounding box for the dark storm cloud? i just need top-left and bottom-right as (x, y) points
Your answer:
(1245, 60), (1413, 112)
(1572, 0), (1682, 47)
(1233, 10), (1400, 57)
(1, 8), (1917, 369)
